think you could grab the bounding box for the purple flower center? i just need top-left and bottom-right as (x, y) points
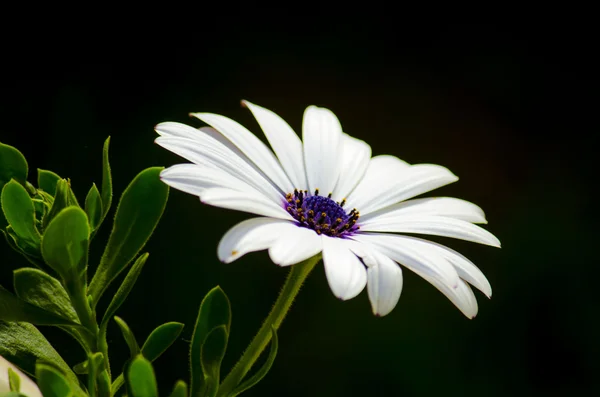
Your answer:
(285, 189), (360, 237)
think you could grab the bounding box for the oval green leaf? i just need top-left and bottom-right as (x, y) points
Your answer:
(35, 363), (72, 397)
(66, 180), (79, 208)
(0, 321), (82, 394)
(84, 183), (103, 233)
(42, 179), (70, 229)
(100, 253), (149, 330)
(127, 355), (158, 397)
(114, 316), (140, 358)
(88, 167), (168, 306)
(1, 180), (40, 252)
(190, 287), (231, 397)
(0, 142), (28, 188)
(168, 380), (188, 397)
(7, 367), (21, 392)
(0, 285), (80, 327)
(141, 322), (184, 362)
(13, 268), (78, 322)
(230, 326), (279, 397)
(37, 169), (61, 195)
(100, 137), (112, 220)
(41, 206), (90, 282)
(201, 325), (228, 397)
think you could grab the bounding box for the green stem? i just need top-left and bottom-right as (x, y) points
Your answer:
(68, 279), (111, 396)
(97, 327), (111, 378)
(68, 281), (98, 350)
(217, 254), (321, 397)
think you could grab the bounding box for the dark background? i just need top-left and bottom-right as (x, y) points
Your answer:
(1, 21), (597, 396)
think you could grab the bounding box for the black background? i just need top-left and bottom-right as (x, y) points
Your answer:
(1, 20), (597, 396)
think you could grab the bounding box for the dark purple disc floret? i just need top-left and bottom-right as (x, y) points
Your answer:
(285, 188), (360, 237)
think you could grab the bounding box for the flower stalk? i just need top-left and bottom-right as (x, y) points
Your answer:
(217, 254), (321, 396)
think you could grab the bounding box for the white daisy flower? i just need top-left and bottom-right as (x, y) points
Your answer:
(155, 100), (500, 318)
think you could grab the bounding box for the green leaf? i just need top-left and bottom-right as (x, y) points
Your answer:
(0, 321), (81, 391)
(66, 181), (79, 208)
(41, 206), (90, 283)
(35, 363), (72, 397)
(100, 253), (149, 330)
(37, 169), (61, 195)
(43, 179), (69, 229)
(100, 137), (112, 221)
(1, 228), (44, 270)
(1, 180), (40, 252)
(114, 316), (140, 358)
(200, 325), (228, 397)
(13, 268), (78, 322)
(97, 253), (149, 381)
(0, 142), (28, 188)
(3, 227), (43, 267)
(7, 367), (20, 392)
(127, 355), (158, 397)
(35, 189), (54, 206)
(84, 183), (103, 233)
(72, 360), (88, 375)
(190, 286), (231, 397)
(230, 326), (279, 397)
(0, 143), (28, 232)
(168, 380), (188, 397)
(110, 374), (125, 396)
(88, 167), (168, 307)
(141, 322), (184, 362)
(0, 285), (81, 327)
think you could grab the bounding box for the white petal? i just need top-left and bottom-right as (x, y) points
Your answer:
(344, 155), (410, 210)
(332, 133), (372, 200)
(354, 234), (478, 318)
(157, 123), (259, 172)
(302, 105), (343, 195)
(366, 252), (403, 316)
(190, 112), (294, 193)
(199, 188), (293, 221)
(155, 121), (205, 139)
(218, 218), (293, 263)
(389, 235), (492, 297)
(321, 235), (367, 300)
(160, 165), (291, 220)
(360, 215), (501, 247)
(352, 233), (460, 291)
(418, 273), (479, 319)
(268, 224), (322, 266)
(243, 100), (308, 190)
(156, 123), (276, 189)
(361, 197), (487, 224)
(155, 136), (283, 205)
(161, 163), (262, 196)
(349, 163), (459, 215)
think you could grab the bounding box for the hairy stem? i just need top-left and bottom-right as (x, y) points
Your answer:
(217, 254), (321, 396)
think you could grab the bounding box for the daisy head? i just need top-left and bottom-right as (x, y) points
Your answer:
(155, 100), (500, 318)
